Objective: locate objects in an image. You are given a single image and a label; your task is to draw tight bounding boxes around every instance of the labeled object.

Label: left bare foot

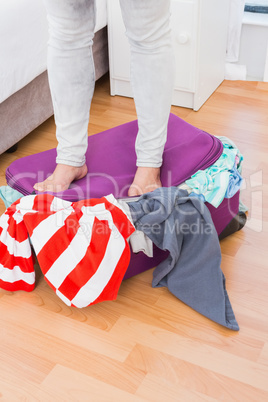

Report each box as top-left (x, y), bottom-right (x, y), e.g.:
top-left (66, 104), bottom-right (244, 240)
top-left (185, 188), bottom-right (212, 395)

top-left (33, 163), bottom-right (88, 193)
top-left (128, 166), bottom-right (162, 197)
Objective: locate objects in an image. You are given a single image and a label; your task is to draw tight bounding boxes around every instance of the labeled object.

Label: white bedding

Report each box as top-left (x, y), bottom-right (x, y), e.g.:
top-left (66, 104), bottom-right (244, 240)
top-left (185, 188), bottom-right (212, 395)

top-left (0, 0), bottom-right (107, 104)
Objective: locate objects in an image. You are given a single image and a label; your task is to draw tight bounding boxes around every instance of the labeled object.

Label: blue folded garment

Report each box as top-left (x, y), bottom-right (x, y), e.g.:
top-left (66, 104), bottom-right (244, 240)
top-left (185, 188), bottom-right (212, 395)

top-left (225, 163), bottom-right (243, 199)
top-left (0, 186), bottom-right (24, 208)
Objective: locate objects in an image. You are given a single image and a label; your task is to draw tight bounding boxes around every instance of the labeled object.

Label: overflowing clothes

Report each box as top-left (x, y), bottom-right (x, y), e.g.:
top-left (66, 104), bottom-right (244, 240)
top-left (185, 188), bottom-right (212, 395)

top-left (0, 188), bottom-right (240, 329)
top-left (0, 193), bottom-right (135, 307)
top-left (185, 144), bottom-right (241, 208)
top-left (128, 187), bottom-right (239, 331)
top-left (185, 136), bottom-right (247, 211)
top-left (216, 136), bottom-right (248, 213)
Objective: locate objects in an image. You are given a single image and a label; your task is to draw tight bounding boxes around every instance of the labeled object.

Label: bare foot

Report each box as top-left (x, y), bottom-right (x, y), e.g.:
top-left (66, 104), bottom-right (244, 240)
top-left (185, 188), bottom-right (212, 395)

top-left (33, 163), bottom-right (88, 193)
top-left (128, 166), bottom-right (162, 197)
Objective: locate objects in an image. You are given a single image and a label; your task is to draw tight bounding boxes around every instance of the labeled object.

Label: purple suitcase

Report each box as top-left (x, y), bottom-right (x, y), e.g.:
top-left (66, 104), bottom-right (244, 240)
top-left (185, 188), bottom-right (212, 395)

top-left (6, 113), bottom-right (241, 279)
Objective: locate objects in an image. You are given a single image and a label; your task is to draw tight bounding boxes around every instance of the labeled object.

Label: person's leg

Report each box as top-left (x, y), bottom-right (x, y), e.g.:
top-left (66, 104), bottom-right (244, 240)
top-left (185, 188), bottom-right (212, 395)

top-left (34, 0), bottom-right (96, 192)
top-left (119, 0), bottom-right (175, 196)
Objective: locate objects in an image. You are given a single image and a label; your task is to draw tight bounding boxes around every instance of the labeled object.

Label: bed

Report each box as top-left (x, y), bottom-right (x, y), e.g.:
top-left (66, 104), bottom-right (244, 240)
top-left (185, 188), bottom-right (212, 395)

top-left (0, 0), bottom-right (109, 155)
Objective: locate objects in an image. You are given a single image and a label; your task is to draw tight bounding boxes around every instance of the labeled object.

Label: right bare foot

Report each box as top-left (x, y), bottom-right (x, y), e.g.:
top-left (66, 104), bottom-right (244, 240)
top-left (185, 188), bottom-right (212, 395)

top-left (128, 166), bottom-right (162, 197)
top-left (33, 163), bottom-right (88, 193)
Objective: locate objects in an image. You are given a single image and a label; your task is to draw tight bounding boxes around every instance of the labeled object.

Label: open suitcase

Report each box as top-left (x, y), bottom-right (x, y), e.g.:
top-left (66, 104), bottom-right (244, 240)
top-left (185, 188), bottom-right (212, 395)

top-left (6, 113), bottom-right (246, 280)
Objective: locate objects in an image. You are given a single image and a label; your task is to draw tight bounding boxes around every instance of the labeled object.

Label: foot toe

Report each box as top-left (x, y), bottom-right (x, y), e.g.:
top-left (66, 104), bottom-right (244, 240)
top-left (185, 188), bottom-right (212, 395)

top-left (33, 183), bottom-right (43, 192)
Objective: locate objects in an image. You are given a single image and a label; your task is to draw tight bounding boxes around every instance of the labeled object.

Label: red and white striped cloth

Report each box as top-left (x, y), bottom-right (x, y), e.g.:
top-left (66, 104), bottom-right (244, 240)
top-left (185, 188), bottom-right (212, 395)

top-left (0, 193), bottom-right (135, 307)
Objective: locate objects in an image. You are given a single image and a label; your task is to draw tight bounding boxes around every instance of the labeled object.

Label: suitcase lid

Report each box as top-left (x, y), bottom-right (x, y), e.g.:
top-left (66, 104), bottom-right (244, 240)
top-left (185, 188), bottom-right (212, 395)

top-left (6, 113), bottom-right (223, 201)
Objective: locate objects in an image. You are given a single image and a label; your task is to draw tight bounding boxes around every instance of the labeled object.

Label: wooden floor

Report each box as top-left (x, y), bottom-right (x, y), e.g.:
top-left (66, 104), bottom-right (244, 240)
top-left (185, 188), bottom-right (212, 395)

top-left (0, 76), bottom-right (268, 401)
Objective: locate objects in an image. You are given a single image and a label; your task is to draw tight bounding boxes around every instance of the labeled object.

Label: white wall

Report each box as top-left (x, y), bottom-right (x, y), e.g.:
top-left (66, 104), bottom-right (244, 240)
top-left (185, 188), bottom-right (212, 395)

top-left (238, 12), bottom-right (268, 80)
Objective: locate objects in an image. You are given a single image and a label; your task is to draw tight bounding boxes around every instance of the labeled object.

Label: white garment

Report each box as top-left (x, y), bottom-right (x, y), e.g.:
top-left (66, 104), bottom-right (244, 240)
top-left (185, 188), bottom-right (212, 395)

top-left (177, 182), bottom-right (191, 193)
top-left (129, 230), bottom-right (154, 258)
top-left (43, 0), bottom-right (175, 168)
top-left (117, 199), bottom-right (153, 258)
